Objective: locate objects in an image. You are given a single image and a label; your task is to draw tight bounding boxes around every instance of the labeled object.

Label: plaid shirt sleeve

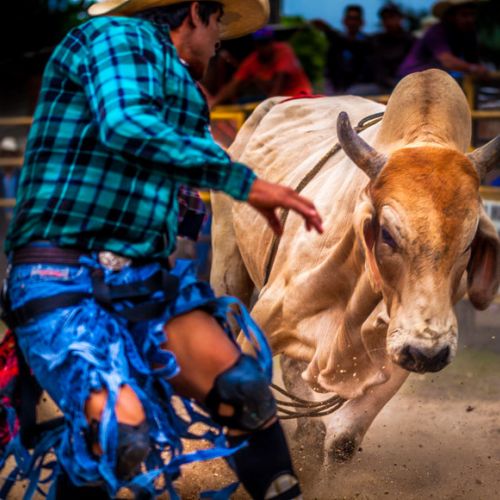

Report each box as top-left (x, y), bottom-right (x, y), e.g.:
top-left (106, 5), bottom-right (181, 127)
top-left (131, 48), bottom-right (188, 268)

top-left (78, 23), bottom-right (255, 201)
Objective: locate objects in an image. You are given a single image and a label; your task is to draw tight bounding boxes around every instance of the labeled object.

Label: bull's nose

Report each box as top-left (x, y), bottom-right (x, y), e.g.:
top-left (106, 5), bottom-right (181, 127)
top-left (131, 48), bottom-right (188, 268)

top-left (398, 345), bottom-right (450, 373)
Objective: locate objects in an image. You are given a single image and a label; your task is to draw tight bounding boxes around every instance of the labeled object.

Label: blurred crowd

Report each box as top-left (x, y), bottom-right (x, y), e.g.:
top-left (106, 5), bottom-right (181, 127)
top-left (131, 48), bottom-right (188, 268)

top-left (1, 0), bottom-right (499, 210)
top-left (0, 0), bottom-right (498, 279)
top-left (201, 0), bottom-right (496, 105)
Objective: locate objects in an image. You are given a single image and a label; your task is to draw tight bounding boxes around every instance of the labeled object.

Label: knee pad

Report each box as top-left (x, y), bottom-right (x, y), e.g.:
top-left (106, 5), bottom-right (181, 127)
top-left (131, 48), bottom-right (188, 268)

top-left (85, 419), bottom-right (151, 480)
top-left (116, 421), bottom-right (151, 481)
top-left (204, 354), bottom-right (276, 431)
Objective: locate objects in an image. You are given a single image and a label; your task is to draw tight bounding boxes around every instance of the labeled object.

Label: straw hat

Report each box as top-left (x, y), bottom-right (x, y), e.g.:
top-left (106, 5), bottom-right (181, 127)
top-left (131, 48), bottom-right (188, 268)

top-left (432, 0), bottom-right (486, 19)
top-left (88, 0), bottom-right (270, 39)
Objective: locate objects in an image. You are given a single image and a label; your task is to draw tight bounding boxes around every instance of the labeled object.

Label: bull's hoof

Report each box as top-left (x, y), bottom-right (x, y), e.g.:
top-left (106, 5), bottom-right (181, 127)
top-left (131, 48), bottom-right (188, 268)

top-left (327, 434), bottom-right (360, 463)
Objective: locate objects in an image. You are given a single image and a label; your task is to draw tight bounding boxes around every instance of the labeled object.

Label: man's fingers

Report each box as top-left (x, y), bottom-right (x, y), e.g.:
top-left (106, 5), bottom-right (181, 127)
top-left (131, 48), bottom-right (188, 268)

top-left (281, 190), bottom-right (317, 216)
top-left (280, 192), bottom-right (323, 234)
top-left (248, 180), bottom-right (323, 234)
top-left (263, 209), bottom-right (283, 236)
top-left (308, 215), bottom-right (324, 234)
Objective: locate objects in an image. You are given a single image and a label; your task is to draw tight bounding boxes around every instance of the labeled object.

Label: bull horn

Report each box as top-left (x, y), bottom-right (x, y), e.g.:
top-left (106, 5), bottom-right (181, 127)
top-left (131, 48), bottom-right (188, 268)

top-left (467, 135), bottom-right (500, 181)
top-left (337, 111), bottom-right (387, 179)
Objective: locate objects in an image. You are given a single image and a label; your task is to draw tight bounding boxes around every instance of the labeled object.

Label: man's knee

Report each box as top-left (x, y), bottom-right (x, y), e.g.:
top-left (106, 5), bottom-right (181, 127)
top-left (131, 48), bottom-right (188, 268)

top-left (204, 354), bottom-right (276, 431)
top-left (85, 385), bottom-right (145, 426)
top-left (85, 385), bottom-right (150, 480)
top-left (116, 421), bottom-right (150, 480)
top-left (115, 385), bottom-right (146, 425)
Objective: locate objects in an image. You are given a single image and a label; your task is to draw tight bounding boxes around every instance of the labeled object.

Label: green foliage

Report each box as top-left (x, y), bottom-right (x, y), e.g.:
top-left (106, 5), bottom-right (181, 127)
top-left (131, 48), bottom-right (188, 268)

top-left (477, 2), bottom-right (500, 63)
top-left (44, 0), bottom-right (90, 36)
top-left (1, 0), bottom-right (90, 63)
top-left (281, 16), bottom-right (329, 90)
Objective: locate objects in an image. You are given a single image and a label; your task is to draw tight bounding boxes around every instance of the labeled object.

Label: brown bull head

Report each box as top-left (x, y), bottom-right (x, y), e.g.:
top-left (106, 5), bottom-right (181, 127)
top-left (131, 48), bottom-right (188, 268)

top-left (338, 112), bottom-right (500, 374)
top-left (338, 111), bottom-right (500, 181)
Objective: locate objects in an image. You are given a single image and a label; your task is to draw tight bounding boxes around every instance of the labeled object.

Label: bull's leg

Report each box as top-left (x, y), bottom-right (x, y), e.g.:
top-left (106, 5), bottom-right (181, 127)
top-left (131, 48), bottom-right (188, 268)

top-left (323, 365), bottom-right (409, 463)
top-left (279, 356), bottom-right (326, 464)
top-left (210, 193), bottom-right (255, 307)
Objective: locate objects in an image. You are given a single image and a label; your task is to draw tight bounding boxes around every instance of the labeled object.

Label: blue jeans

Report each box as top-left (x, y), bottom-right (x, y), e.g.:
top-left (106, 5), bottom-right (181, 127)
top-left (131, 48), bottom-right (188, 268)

top-left (6, 253), bottom-right (272, 497)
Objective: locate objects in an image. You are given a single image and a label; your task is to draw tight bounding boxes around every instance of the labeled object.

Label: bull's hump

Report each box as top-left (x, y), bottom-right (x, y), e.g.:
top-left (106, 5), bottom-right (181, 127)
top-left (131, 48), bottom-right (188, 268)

top-left (238, 95), bottom-right (384, 184)
top-left (377, 70), bottom-right (471, 152)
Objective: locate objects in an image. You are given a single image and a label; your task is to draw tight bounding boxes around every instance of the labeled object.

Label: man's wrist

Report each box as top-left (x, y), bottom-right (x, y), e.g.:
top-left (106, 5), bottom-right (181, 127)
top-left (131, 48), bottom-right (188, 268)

top-left (222, 162), bottom-right (257, 201)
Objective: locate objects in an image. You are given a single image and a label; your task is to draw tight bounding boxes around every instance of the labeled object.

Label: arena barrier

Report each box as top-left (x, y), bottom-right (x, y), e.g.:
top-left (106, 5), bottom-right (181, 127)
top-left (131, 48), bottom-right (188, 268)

top-left (1, 88), bottom-right (499, 273)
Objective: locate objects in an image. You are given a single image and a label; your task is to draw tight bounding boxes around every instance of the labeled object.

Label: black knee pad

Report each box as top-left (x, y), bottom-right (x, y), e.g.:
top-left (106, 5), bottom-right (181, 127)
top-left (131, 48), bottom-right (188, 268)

top-left (116, 421), bottom-right (151, 481)
top-left (85, 419), bottom-right (150, 481)
top-left (204, 354), bottom-right (277, 431)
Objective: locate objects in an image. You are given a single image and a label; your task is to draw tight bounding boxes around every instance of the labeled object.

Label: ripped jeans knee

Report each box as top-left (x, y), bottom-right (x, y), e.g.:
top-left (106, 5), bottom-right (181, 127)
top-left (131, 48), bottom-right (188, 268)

top-left (86, 419), bottom-right (151, 481)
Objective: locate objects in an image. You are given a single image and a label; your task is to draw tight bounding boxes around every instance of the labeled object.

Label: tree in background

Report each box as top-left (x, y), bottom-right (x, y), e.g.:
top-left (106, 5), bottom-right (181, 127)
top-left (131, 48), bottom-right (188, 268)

top-left (281, 16), bottom-right (329, 92)
top-left (0, 1), bottom-right (90, 114)
top-left (477, 1), bottom-right (500, 67)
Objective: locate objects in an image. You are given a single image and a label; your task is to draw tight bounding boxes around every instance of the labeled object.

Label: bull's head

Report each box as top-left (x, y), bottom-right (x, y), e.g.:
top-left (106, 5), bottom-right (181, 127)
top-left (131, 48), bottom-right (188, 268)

top-left (338, 112), bottom-right (500, 374)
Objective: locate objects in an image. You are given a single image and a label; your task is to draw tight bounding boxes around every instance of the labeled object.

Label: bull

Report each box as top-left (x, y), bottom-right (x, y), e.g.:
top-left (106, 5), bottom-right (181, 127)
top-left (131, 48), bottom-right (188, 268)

top-left (210, 69), bottom-right (500, 463)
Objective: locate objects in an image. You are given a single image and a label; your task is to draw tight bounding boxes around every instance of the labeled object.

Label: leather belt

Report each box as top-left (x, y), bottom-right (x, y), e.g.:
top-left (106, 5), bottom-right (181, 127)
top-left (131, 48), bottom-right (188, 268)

top-left (11, 245), bottom-right (158, 271)
top-left (12, 246), bottom-right (87, 266)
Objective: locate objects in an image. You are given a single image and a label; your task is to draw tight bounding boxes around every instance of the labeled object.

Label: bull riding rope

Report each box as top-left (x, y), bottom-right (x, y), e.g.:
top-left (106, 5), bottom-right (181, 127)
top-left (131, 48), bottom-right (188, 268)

top-left (264, 111), bottom-right (385, 419)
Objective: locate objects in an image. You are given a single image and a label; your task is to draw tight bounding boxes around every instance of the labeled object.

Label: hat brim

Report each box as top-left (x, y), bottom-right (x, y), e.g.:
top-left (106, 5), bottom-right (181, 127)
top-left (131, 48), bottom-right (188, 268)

top-left (88, 0), bottom-right (270, 40)
top-left (432, 0), bottom-right (486, 18)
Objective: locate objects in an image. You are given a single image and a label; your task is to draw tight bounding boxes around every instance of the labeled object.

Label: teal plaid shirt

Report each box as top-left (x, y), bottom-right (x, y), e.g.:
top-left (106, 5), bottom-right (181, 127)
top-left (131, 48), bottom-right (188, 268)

top-left (6, 16), bottom-right (256, 258)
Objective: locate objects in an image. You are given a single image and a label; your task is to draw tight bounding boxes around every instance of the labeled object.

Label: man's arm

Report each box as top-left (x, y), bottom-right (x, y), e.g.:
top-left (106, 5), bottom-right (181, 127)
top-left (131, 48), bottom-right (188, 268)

top-left (436, 51), bottom-right (488, 75)
top-left (80, 23), bottom-right (323, 234)
top-left (210, 78), bottom-right (242, 107)
top-left (80, 24), bottom-right (253, 200)
top-left (211, 52), bottom-right (257, 106)
top-left (268, 72), bottom-right (288, 97)
top-left (425, 24), bottom-right (488, 76)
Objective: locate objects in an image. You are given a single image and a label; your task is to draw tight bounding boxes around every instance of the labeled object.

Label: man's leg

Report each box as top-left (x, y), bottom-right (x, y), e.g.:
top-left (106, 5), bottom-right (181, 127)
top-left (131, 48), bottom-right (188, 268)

top-left (85, 385), bottom-right (150, 478)
top-left (164, 310), bottom-right (302, 500)
top-left (55, 385), bottom-right (150, 499)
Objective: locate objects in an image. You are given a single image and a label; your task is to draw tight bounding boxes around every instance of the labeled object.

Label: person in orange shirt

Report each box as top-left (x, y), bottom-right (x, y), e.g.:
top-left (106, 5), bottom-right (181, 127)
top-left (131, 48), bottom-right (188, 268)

top-left (211, 27), bottom-right (312, 105)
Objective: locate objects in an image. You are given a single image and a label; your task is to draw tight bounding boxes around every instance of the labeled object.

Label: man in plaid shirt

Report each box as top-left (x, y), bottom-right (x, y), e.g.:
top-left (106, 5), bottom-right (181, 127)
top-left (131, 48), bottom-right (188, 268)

top-left (3, 1), bottom-right (323, 498)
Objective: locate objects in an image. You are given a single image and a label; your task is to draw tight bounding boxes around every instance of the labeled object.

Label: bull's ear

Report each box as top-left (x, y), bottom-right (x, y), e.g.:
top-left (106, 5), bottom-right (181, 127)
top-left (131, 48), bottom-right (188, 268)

top-left (354, 192), bottom-right (382, 292)
top-left (467, 205), bottom-right (500, 310)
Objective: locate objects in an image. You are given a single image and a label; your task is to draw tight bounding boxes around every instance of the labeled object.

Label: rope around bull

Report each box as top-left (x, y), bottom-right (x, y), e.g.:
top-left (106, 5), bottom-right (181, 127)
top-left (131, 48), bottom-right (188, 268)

top-left (271, 383), bottom-right (346, 419)
top-left (265, 111), bottom-right (385, 419)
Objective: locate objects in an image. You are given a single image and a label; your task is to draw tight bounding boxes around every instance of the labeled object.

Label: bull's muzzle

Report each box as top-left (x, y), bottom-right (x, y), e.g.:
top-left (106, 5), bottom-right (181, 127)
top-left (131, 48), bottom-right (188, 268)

top-left (396, 344), bottom-right (450, 373)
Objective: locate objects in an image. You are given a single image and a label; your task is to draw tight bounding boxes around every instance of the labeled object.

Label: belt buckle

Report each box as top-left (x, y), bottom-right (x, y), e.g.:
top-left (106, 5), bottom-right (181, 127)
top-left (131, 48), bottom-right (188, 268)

top-left (98, 251), bottom-right (132, 271)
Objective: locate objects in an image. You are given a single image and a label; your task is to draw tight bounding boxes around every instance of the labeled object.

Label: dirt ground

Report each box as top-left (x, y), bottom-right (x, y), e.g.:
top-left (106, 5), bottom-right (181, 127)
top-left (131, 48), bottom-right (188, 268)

top-left (179, 346), bottom-right (500, 500)
top-left (3, 306), bottom-right (500, 499)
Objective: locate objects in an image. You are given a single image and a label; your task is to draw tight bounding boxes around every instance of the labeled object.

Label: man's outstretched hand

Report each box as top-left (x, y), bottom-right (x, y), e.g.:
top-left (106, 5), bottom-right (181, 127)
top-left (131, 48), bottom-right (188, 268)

top-left (247, 178), bottom-right (324, 236)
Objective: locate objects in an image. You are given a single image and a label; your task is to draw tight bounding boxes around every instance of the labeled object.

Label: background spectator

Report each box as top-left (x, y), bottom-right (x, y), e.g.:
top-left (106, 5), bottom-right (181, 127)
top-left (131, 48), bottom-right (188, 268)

top-left (211, 27), bottom-right (312, 106)
top-left (399, 0), bottom-right (489, 78)
top-left (369, 3), bottom-right (415, 92)
top-left (202, 35), bottom-right (254, 96)
top-left (325, 5), bottom-right (372, 93)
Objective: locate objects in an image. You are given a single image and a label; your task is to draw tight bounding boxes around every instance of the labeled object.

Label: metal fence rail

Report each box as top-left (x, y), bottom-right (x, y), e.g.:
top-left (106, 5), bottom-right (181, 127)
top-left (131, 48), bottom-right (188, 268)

top-left (1, 80), bottom-right (500, 209)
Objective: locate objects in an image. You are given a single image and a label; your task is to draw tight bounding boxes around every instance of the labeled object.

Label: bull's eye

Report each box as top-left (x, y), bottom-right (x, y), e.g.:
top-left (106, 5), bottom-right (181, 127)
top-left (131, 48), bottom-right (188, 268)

top-left (381, 227), bottom-right (398, 250)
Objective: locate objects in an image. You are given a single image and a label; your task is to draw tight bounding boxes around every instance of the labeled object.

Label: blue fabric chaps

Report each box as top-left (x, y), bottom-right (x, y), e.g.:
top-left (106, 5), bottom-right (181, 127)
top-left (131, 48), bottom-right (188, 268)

top-left (1, 256), bottom-right (272, 499)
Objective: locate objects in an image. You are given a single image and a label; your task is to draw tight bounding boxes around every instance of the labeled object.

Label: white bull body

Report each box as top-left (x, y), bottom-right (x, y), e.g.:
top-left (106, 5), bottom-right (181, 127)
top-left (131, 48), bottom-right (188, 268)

top-left (210, 70), bottom-right (500, 461)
